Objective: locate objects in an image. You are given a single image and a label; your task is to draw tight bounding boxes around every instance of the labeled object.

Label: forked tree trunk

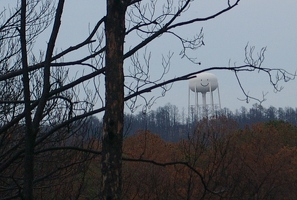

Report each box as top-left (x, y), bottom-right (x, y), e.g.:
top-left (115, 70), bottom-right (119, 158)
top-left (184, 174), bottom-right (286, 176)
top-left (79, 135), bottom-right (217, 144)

top-left (21, 1), bottom-right (65, 198)
top-left (20, 1), bottom-right (35, 199)
top-left (101, 0), bottom-right (126, 199)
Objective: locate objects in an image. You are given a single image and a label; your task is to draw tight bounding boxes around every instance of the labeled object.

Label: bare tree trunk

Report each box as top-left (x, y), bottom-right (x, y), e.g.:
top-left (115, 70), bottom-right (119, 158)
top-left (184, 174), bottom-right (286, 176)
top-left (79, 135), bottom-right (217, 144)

top-left (20, 0), bottom-right (35, 199)
top-left (101, 0), bottom-right (126, 199)
top-left (21, 1), bottom-right (65, 198)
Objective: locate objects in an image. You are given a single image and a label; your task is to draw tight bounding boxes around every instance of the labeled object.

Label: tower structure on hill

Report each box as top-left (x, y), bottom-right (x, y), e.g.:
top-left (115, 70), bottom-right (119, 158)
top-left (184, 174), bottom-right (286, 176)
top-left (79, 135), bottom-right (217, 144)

top-left (188, 72), bottom-right (221, 121)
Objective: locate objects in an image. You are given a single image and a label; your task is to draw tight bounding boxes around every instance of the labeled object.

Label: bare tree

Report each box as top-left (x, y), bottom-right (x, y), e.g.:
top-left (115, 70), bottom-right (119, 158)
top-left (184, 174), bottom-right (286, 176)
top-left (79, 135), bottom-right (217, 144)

top-left (0, 0), bottom-right (101, 198)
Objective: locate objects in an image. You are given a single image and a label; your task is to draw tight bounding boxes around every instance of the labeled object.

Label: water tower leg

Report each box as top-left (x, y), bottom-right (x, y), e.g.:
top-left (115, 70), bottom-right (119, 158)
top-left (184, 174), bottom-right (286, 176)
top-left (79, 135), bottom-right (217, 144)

top-left (188, 88), bottom-right (190, 123)
top-left (202, 92), bottom-right (207, 118)
top-left (217, 86), bottom-right (221, 110)
top-left (196, 91), bottom-right (199, 120)
top-left (211, 91), bottom-right (215, 115)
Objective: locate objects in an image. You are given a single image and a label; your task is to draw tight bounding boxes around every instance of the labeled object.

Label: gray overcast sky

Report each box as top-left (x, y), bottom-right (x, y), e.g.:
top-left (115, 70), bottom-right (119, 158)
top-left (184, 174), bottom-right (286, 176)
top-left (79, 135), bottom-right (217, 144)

top-left (2, 0), bottom-right (297, 113)
top-left (141, 0), bottom-right (297, 112)
top-left (154, 0), bottom-right (297, 112)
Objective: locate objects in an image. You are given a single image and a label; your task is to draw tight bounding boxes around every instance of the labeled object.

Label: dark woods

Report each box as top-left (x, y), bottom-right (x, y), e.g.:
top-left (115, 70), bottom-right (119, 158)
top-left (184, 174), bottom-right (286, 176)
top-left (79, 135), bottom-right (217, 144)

top-left (124, 103), bottom-right (297, 141)
top-left (1, 102), bottom-right (297, 199)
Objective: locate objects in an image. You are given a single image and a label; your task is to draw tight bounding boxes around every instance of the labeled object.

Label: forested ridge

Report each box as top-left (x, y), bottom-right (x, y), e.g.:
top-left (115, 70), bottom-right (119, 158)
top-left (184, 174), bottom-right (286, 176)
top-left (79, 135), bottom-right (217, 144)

top-left (120, 119), bottom-right (297, 199)
top-left (2, 104), bottom-right (297, 198)
top-left (121, 105), bottom-right (297, 199)
top-left (123, 103), bottom-right (297, 141)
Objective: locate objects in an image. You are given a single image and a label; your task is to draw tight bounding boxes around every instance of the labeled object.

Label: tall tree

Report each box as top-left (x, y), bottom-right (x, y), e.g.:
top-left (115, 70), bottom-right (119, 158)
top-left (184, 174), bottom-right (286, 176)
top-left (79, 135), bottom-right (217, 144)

top-left (101, 0), bottom-right (126, 198)
top-left (21, 0), bottom-right (65, 198)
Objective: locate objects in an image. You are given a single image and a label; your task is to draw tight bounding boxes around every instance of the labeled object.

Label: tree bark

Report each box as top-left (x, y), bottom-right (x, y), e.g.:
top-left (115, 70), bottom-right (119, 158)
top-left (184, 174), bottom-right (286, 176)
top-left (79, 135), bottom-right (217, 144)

top-left (101, 0), bottom-right (126, 199)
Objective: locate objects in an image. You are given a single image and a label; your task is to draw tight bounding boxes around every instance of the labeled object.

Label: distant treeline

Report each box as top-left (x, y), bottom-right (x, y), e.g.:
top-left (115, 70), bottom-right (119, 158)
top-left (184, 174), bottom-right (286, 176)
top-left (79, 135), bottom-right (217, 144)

top-left (121, 103), bottom-right (297, 141)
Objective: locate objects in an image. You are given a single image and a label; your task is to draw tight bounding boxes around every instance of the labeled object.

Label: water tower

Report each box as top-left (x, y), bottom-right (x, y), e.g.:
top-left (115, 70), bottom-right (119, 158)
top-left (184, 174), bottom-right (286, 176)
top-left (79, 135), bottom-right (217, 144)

top-left (188, 72), bottom-right (221, 120)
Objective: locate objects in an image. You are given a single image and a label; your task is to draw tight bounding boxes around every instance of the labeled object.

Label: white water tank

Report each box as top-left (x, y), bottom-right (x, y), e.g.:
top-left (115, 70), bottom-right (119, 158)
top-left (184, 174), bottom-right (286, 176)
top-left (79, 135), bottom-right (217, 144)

top-left (189, 72), bottom-right (218, 93)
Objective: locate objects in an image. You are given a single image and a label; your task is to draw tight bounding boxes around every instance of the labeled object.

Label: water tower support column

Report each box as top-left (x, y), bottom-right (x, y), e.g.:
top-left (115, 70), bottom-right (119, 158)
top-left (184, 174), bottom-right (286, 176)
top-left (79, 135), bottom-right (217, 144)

top-left (202, 92), bottom-right (207, 118)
